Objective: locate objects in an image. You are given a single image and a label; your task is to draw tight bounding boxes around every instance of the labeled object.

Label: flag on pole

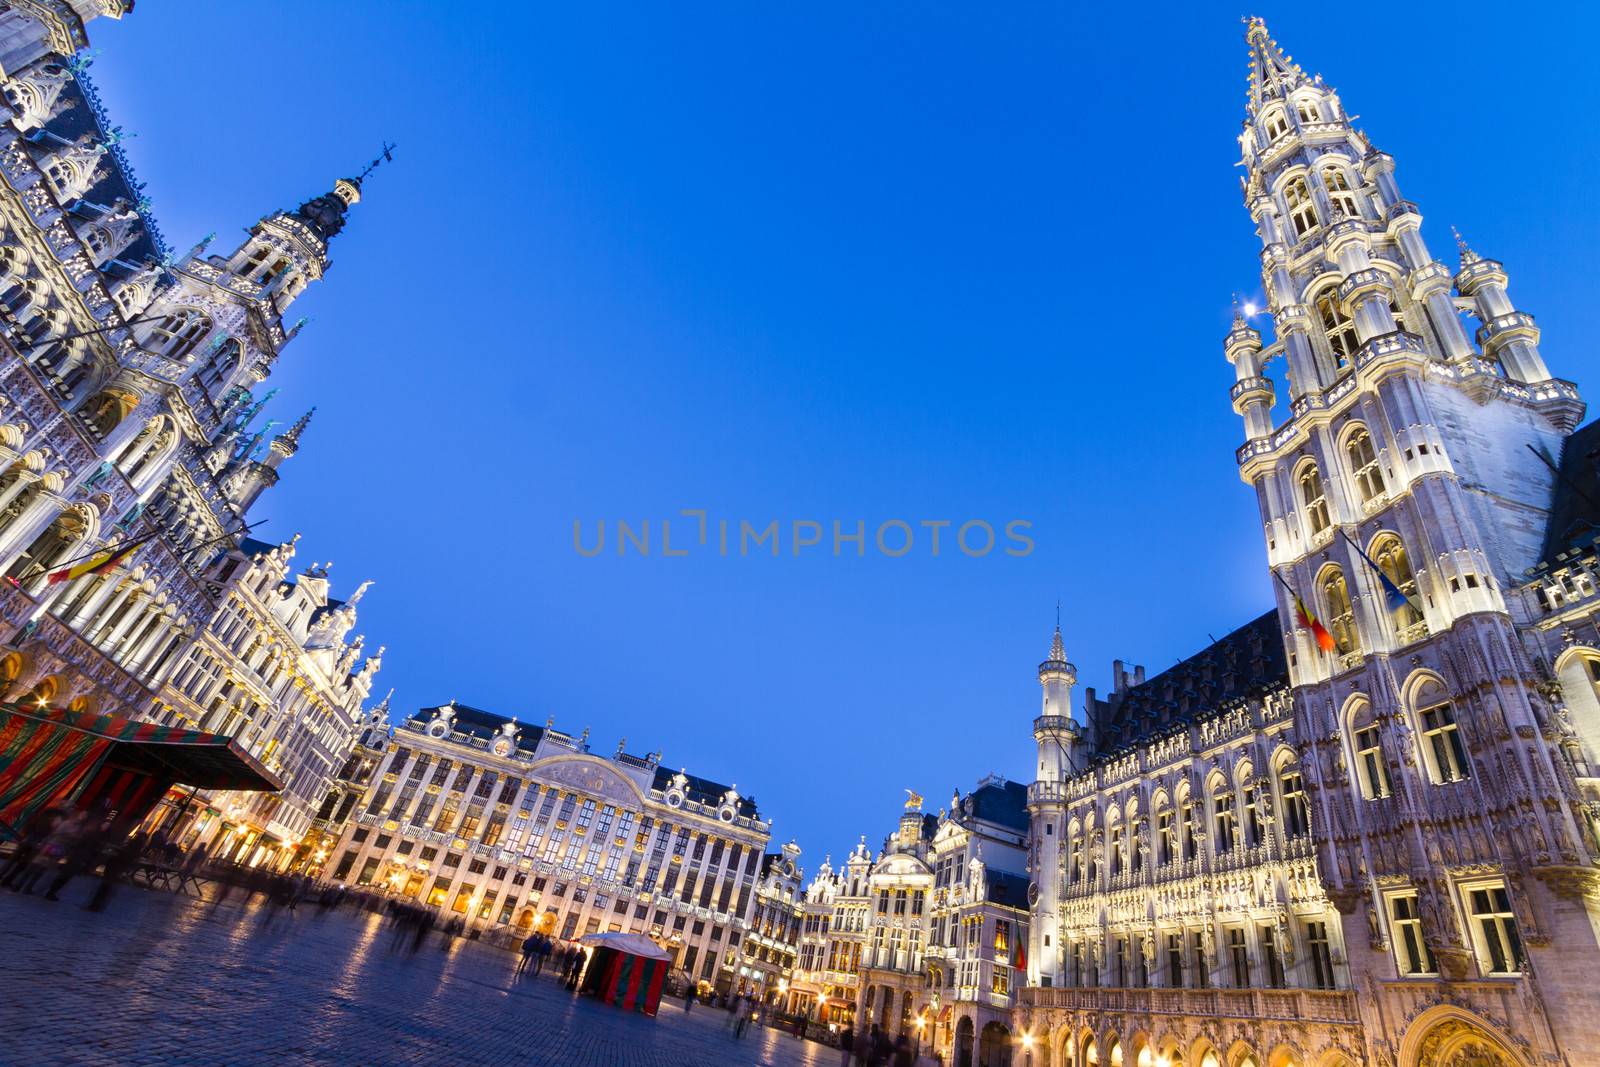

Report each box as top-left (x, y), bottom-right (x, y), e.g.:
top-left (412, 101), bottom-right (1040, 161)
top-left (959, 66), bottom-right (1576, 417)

top-left (44, 535), bottom-right (148, 585)
top-left (1013, 938), bottom-right (1027, 973)
top-left (1341, 531), bottom-right (1418, 614)
top-left (1273, 569), bottom-right (1336, 652)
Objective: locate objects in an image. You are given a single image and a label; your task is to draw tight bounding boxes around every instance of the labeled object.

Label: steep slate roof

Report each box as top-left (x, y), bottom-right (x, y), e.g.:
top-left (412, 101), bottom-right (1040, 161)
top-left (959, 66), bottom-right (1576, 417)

top-left (1534, 419), bottom-right (1600, 569)
top-left (20, 67), bottom-right (164, 269)
top-left (1086, 610), bottom-right (1288, 757)
top-left (652, 766), bottom-right (759, 818)
top-left (965, 779), bottom-right (1029, 833)
top-left (402, 703), bottom-right (759, 816)
top-left (983, 868), bottom-right (1030, 909)
top-left (408, 704), bottom-right (547, 754)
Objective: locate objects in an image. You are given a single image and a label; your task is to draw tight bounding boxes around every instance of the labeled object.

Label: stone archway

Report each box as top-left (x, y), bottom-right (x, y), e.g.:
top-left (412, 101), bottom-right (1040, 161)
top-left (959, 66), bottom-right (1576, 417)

top-left (535, 909), bottom-right (558, 935)
top-left (1404, 1010), bottom-right (1528, 1067)
top-left (979, 1021), bottom-right (1013, 1067)
top-left (955, 1016), bottom-right (976, 1067)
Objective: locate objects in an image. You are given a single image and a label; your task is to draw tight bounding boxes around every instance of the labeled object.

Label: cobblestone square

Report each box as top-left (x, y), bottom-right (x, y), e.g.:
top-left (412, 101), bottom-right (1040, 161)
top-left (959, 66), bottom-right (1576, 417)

top-left (0, 884), bottom-right (835, 1066)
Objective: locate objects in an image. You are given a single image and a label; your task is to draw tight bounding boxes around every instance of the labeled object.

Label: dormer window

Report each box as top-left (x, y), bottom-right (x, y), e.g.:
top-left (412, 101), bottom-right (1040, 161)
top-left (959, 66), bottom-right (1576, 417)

top-left (1264, 109), bottom-right (1290, 141)
top-left (1296, 100), bottom-right (1320, 123)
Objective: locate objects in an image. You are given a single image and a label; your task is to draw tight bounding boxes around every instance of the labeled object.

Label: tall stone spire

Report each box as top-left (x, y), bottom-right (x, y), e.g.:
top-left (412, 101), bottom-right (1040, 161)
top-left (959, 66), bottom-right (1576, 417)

top-left (1243, 16), bottom-right (1307, 114)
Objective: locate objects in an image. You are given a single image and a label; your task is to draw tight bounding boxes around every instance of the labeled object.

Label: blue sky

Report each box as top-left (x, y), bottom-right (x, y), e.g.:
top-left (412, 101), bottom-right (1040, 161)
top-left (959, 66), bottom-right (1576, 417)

top-left (87, 3), bottom-right (1600, 867)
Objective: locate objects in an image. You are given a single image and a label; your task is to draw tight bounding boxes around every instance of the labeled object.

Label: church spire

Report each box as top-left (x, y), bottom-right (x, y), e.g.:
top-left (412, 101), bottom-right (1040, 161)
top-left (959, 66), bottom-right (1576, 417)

top-left (1243, 17), bottom-right (1307, 113)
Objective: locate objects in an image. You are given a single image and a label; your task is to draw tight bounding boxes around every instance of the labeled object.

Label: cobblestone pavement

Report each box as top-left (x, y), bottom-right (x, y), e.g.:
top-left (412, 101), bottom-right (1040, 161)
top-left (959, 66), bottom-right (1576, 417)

top-left (0, 881), bottom-right (836, 1066)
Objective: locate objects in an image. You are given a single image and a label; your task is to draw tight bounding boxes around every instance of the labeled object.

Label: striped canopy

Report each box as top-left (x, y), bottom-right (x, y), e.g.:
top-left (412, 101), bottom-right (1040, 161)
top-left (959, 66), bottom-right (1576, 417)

top-left (0, 702), bottom-right (280, 835)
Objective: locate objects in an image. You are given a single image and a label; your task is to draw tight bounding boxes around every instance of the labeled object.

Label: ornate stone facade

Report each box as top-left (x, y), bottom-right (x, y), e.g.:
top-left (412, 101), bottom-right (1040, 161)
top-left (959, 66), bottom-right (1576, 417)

top-left (0, 6), bottom-right (385, 862)
top-left (790, 780), bottom-right (1032, 1064)
top-left (321, 702), bottom-right (778, 997)
top-left (1019, 20), bottom-right (1600, 1067)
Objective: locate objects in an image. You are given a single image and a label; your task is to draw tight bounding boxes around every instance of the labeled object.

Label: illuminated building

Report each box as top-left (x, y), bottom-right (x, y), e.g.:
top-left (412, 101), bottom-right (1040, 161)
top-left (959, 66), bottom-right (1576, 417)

top-left (0, 4), bottom-right (386, 867)
top-left (1019, 19), bottom-right (1600, 1067)
top-left (322, 702), bottom-right (774, 996)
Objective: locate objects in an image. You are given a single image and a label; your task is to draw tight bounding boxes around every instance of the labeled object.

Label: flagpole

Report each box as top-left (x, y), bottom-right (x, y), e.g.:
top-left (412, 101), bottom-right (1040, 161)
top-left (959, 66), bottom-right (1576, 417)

top-left (6, 519), bottom-right (268, 589)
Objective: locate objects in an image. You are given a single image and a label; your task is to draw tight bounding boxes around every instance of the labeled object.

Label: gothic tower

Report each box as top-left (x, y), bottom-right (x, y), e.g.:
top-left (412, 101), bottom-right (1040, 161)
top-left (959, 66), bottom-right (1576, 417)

top-left (1228, 18), bottom-right (1598, 1061)
top-left (1026, 621), bottom-right (1080, 988)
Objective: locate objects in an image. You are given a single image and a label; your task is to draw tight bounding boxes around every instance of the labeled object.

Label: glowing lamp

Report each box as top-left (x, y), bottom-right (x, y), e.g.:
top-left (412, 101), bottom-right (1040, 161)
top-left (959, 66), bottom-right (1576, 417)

top-left (1243, 302), bottom-right (1259, 317)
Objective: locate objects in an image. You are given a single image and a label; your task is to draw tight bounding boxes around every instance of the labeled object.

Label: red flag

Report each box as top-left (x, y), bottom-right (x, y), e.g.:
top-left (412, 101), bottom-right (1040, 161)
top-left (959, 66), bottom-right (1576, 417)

top-left (1293, 594), bottom-right (1338, 652)
top-left (1014, 939), bottom-right (1027, 973)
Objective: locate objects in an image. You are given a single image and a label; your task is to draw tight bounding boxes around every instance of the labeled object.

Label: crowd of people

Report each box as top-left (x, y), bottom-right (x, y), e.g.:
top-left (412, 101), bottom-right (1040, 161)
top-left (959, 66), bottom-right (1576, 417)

top-left (836, 1022), bottom-right (942, 1067)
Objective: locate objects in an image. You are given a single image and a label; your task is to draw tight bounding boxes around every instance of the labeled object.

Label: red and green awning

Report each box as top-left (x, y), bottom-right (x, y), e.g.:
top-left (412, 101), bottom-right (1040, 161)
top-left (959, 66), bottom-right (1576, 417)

top-left (0, 702), bottom-right (281, 835)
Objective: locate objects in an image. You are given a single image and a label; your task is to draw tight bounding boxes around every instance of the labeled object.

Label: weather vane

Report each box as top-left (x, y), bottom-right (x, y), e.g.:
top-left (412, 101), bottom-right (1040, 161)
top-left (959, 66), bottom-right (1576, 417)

top-left (356, 141), bottom-right (397, 182)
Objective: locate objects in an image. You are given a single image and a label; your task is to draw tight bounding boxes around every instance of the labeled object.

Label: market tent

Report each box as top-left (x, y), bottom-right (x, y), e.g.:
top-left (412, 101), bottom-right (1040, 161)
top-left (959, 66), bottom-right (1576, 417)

top-left (576, 931), bottom-right (671, 1016)
top-left (0, 702), bottom-right (280, 838)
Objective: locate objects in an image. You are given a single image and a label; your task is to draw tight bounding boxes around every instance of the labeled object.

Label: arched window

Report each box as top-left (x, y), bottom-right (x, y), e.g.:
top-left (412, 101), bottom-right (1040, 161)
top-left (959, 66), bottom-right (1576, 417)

top-left (1316, 288), bottom-right (1361, 369)
top-left (1347, 700), bottom-right (1390, 800)
top-left (1322, 166), bottom-right (1360, 218)
top-left (1413, 677), bottom-right (1470, 783)
top-left (1296, 99), bottom-right (1320, 123)
top-left (1319, 565), bottom-right (1358, 654)
top-left (1278, 762), bottom-right (1310, 837)
top-left (1241, 777), bottom-right (1263, 846)
top-left (1299, 462), bottom-right (1331, 538)
top-left (1345, 426), bottom-right (1385, 503)
top-left (1210, 780), bottom-right (1236, 853)
top-left (144, 310), bottom-right (210, 361)
top-left (1371, 533), bottom-right (1425, 638)
top-left (1284, 176), bottom-right (1317, 237)
top-left (196, 338), bottom-right (241, 397)
top-left (1154, 800), bottom-right (1176, 865)
top-left (1264, 109), bottom-right (1290, 141)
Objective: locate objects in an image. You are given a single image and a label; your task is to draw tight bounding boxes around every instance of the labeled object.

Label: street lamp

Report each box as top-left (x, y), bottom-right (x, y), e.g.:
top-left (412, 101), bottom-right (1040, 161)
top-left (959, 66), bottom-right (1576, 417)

top-left (1021, 1031), bottom-right (1035, 1067)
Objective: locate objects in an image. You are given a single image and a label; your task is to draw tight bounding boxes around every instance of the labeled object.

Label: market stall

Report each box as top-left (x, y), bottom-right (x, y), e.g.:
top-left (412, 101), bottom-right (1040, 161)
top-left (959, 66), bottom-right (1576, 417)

top-left (0, 702), bottom-right (280, 838)
top-left (576, 931), bottom-right (671, 1017)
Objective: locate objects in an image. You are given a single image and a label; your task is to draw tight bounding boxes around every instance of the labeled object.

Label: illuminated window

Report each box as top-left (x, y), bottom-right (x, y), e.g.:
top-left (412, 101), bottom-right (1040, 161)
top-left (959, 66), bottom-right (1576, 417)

top-left (1372, 534), bottom-right (1425, 636)
top-left (143, 310), bottom-right (210, 361)
top-left (1304, 919), bottom-right (1335, 988)
top-left (1389, 893), bottom-right (1435, 976)
top-left (1319, 566), bottom-right (1358, 654)
top-left (1211, 786), bottom-right (1236, 853)
top-left (1345, 427), bottom-right (1385, 502)
top-left (1420, 701), bottom-right (1470, 783)
top-left (1353, 722), bottom-right (1390, 799)
top-left (1279, 768), bottom-right (1310, 837)
top-left (1316, 290), bottom-right (1361, 369)
top-left (1322, 166), bottom-right (1359, 217)
top-left (1299, 463), bottom-right (1331, 538)
top-left (1466, 883), bottom-right (1523, 975)
top-left (1285, 176), bottom-right (1317, 237)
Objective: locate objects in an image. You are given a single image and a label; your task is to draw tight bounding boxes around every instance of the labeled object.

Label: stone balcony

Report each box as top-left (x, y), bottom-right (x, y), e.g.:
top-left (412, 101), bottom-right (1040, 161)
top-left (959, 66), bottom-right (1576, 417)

top-left (1018, 984), bottom-right (1360, 1026)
